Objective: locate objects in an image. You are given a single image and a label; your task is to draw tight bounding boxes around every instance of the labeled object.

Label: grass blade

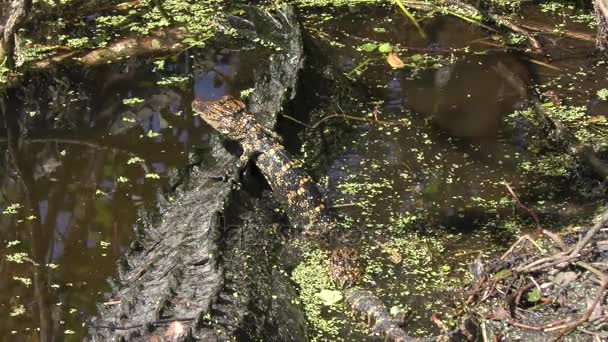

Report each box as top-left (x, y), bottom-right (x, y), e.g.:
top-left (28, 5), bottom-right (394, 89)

top-left (394, 0), bottom-right (428, 39)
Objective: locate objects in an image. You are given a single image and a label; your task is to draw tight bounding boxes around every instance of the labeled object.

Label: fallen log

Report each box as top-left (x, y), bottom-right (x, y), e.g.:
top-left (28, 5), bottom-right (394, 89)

top-left (88, 6), bottom-right (310, 341)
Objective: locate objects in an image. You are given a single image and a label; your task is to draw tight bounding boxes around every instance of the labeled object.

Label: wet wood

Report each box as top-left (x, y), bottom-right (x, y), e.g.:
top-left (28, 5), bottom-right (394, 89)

top-left (576, 144), bottom-right (608, 180)
top-left (0, 0), bottom-right (32, 67)
top-left (0, 27), bottom-right (188, 89)
top-left (35, 28), bottom-right (187, 68)
top-left (596, 0), bottom-right (608, 25)
top-left (444, 0), bottom-right (542, 51)
top-left (517, 22), bottom-right (595, 43)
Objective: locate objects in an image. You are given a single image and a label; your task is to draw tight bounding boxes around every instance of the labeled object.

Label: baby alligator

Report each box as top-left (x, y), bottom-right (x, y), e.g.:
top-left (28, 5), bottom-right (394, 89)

top-left (192, 96), bottom-right (333, 239)
top-left (192, 96), bottom-right (410, 340)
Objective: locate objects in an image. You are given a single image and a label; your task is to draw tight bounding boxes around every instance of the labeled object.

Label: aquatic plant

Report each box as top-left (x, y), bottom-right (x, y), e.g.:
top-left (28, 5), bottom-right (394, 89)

top-left (291, 249), bottom-right (342, 340)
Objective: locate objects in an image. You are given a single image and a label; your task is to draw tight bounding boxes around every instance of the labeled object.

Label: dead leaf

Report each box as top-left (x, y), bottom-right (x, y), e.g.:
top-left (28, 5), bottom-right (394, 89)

top-left (116, 0), bottom-right (140, 10)
top-left (431, 313), bottom-right (448, 331)
top-left (164, 321), bottom-right (188, 341)
top-left (387, 52), bottom-right (405, 69)
top-left (588, 115), bottom-right (607, 124)
top-left (554, 271), bottom-right (577, 288)
top-left (488, 306), bottom-right (511, 320)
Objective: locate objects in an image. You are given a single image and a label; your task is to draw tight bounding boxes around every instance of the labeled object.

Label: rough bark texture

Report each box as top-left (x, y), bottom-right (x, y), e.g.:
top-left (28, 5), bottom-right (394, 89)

top-left (87, 153), bottom-right (234, 341)
top-left (87, 6), bottom-right (309, 341)
top-left (87, 150), bottom-right (307, 341)
top-left (0, 0), bottom-right (31, 67)
top-left (596, 0), bottom-right (608, 49)
top-left (34, 28), bottom-right (188, 69)
top-left (223, 6), bottom-right (305, 129)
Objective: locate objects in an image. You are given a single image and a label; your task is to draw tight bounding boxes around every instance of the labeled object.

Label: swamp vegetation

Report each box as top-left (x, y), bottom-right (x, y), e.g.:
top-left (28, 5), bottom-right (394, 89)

top-left (1, 0), bottom-right (608, 341)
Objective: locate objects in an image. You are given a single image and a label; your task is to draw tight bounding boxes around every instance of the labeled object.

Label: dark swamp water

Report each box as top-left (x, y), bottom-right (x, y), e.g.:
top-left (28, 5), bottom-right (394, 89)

top-left (1, 4), bottom-right (607, 341)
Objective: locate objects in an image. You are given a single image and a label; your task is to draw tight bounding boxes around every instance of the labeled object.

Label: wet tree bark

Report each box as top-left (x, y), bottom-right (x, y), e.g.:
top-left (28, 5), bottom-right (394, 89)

top-left (595, 0), bottom-right (608, 49)
top-left (0, 0), bottom-right (31, 68)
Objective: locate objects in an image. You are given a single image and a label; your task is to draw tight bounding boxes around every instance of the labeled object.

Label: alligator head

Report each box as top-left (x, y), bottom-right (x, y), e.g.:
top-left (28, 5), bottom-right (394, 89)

top-left (192, 96), bottom-right (249, 140)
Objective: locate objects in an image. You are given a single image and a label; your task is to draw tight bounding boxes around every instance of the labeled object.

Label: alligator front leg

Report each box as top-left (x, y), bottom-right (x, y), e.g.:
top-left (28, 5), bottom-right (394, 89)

top-left (236, 152), bottom-right (251, 173)
top-left (207, 150), bottom-right (252, 186)
top-left (226, 146), bottom-right (260, 185)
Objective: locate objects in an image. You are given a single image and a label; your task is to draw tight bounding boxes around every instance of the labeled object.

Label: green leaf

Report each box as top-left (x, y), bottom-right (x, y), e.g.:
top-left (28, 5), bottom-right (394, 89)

top-left (597, 88), bottom-right (608, 101)
top-left (526, 288), bottom-right (541, 302)
top-left (390, 306), bottom-right (405, 317)
top-left (410, 54), bottom-right (423, 62)
top-left (316, 289), bottom-right (343, 306)
top-left (359, 43), bottom-right (378, 52)
top-left (493, 269), bottom-right (512, 280)
top-left (145, 173), bottom-right (160, 179)
top-left (146, 130), bottom-right (161, 138)
top-left (378, 43), bottom-right (393, 53)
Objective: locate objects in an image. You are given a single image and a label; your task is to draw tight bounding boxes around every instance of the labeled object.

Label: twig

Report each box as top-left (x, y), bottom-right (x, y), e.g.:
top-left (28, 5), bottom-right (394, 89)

top-left (0, 137), bottom-right (152, 173)
top-left (517, 22), bottom-right (596, 43)
top-left (517, 210), bottom-right (608, 273)
top-left (281, 112), bottom-right (407, 130)
top-left (514, 283), bottom-right (536, 308)
top-left (102, 300), bottom-right (121, 306)
top-left (528, 276), bottom-right (543, 297)
top-left (503, 181), bottom-right (568, 250)
top-left (571, 211), bottom-right (608, 258)
top-left (501, 234), bottom-right (546, 260)
top-left (525, 58), bottom-right (561, 71)
top-left (329, 202), bottom-right (360, 209)
top-left (551, 262), bottom-right (608, 340)
top-left (508, 320), bottom-right (543, 331)
top-left (517, 252), bottom-right (573, 273)
top-left (394, 0), bottom-right (427, 39)
top-left (280, 114), bottom-right (312, 128)
top-left (503, 181), bottom-right (543, 234)
top-left (90, 317), bottom-right (195, 331)
top-left (505, 318), bottom-right (568, 332)
top-left (444, 0), bottom-right (542, 51)
top-left (542, 229), bottom-right (567, 252)
top-left (480, 279), bottom-right (500, 302)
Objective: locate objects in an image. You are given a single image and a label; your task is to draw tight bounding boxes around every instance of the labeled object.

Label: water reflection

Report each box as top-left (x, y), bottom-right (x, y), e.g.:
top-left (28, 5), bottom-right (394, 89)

top-left (0, 49), bottom-right (252, 340)
top-left (399, 54), bottom-right (531, 140)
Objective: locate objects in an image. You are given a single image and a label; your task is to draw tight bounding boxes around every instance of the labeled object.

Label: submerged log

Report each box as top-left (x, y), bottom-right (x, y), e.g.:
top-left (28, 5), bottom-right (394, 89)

top-left (34, 28), bottom-right (188, 69)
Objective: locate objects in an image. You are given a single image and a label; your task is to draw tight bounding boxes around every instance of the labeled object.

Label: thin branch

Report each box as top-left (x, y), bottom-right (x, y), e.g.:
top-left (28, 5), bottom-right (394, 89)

top-left (571, 210), bottom-right (608, 257)
top-left (282, 111), bottom-right (407, 131)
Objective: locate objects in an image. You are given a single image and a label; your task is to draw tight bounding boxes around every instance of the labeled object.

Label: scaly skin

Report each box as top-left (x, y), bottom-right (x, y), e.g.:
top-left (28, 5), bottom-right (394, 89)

top-left (192, 96), bottom-right (334, 239)
top-left (192, 96), bottom-right (411, 340)
top-left (346, 289), bottom-right (412, 342)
